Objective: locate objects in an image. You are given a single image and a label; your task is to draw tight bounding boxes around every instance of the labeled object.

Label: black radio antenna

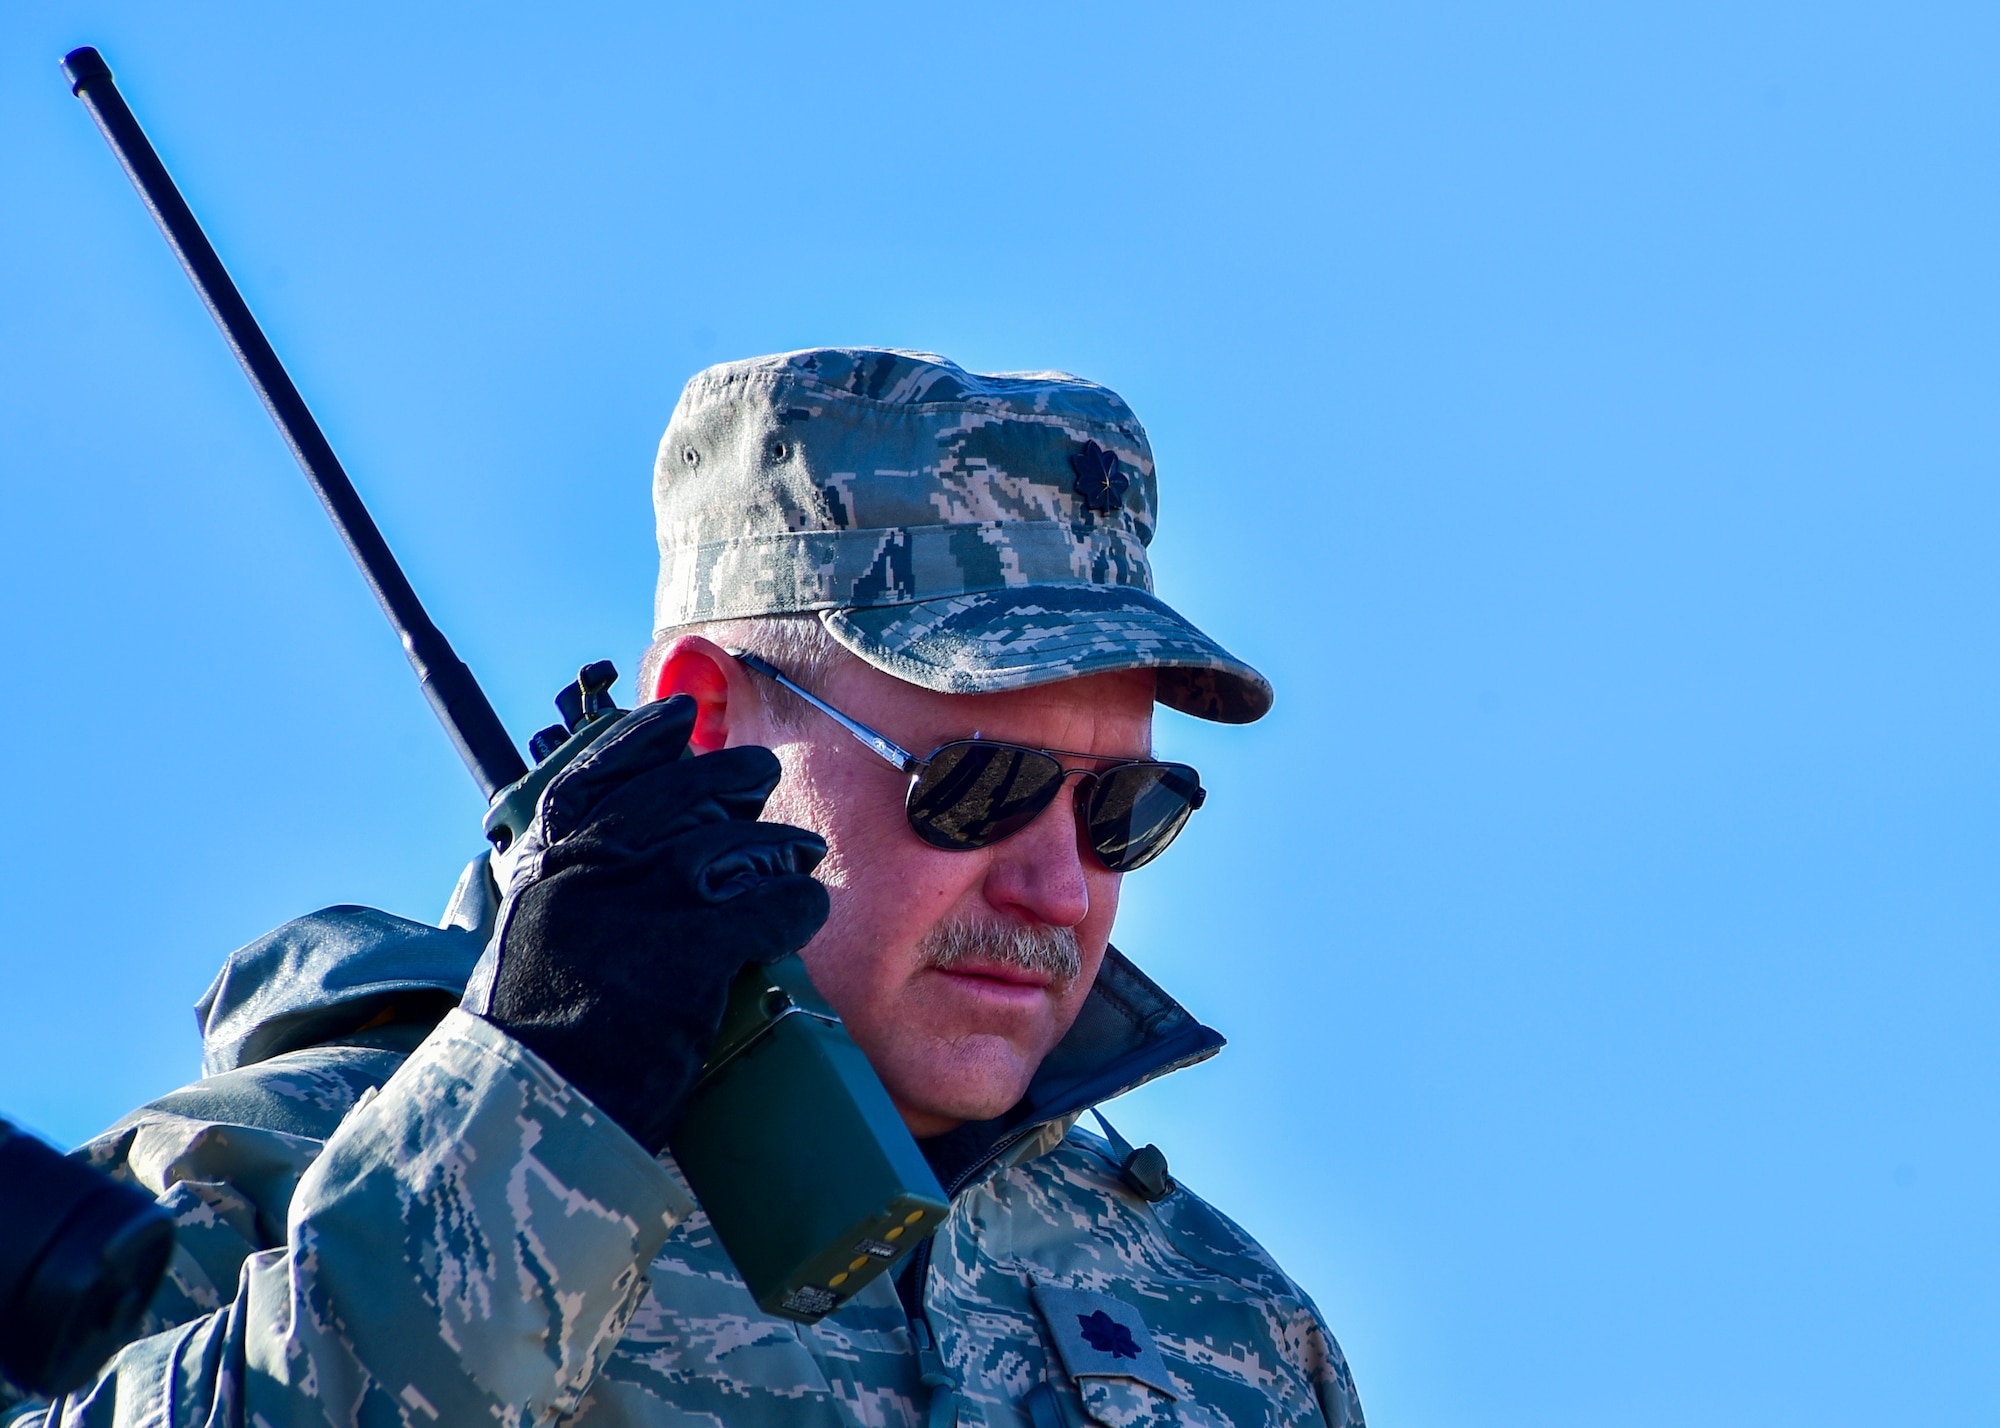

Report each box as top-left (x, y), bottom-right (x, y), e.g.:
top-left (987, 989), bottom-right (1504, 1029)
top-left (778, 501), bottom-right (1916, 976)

top-left (62, 46), bottom-right (528, 799)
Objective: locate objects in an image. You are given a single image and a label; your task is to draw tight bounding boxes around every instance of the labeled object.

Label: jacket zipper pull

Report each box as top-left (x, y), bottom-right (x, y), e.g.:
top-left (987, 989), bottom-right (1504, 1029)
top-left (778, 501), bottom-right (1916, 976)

top-left (1091, 1109), bottom-right (1175, 1202)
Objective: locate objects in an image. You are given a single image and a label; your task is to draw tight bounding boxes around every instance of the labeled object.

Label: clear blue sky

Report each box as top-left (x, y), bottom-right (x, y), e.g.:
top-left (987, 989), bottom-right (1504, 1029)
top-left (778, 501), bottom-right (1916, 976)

top-left (3, 4), bottom-right (1995, 1424)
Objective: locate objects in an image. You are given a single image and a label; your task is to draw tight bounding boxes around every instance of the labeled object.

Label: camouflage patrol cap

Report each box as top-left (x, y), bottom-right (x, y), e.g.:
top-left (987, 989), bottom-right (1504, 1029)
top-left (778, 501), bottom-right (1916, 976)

top-left (653, 348), bottom-right (1272, 723)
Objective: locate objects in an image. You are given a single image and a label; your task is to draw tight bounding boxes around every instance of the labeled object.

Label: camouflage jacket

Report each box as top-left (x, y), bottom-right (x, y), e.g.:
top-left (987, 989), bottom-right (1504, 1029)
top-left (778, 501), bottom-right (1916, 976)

top-left (10, 905), bottom-right (1364, 1428)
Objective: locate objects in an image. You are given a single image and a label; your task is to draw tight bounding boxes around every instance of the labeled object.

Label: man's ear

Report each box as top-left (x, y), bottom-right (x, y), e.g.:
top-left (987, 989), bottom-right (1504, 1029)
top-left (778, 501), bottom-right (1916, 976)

top-left (651, 636), bottom-right (756, 753)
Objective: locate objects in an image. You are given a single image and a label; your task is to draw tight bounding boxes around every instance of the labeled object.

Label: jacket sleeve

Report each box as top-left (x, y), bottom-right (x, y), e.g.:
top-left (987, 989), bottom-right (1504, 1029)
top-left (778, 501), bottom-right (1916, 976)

top-left (23, 1010), bottom-right (689, 1428)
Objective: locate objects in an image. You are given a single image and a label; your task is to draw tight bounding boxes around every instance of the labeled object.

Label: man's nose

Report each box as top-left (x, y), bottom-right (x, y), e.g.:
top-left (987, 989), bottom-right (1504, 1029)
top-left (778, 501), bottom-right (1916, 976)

top-left (980, 785), bottom-right (1093, 929)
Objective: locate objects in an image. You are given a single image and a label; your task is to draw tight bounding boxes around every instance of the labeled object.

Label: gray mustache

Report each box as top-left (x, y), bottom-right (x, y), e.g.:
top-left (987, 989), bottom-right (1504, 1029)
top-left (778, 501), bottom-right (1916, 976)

top-left (917, 919), bottom-right (1083, 987)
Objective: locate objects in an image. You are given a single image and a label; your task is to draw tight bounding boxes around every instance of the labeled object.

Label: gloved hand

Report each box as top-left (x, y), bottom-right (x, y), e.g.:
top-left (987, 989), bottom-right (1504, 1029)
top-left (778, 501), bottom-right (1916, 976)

top-left (467, 695), bottom-right (829, 1154)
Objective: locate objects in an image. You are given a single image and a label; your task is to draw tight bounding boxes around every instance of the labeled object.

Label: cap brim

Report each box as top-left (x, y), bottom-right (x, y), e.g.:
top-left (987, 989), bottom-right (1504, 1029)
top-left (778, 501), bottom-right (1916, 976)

top-left (822, 584), bottom-right (1273, 724)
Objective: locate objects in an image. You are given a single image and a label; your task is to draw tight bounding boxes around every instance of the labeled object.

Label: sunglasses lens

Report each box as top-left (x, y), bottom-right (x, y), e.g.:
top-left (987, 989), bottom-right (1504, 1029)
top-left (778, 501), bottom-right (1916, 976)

top-left (907, 742), bottom-right (1068, 851)
top-left (1086, 763), bottom-right (1204, 871)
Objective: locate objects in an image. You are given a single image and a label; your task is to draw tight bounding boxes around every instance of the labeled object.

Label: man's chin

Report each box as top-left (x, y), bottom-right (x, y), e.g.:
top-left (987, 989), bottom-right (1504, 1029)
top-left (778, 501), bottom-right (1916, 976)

top-left (883, 1040), bottom-right (1038, 1137)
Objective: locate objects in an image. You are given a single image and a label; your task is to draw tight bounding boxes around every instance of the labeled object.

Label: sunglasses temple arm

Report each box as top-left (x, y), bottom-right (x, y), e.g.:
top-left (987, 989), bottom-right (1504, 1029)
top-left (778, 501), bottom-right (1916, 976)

top-left (729, 651), bottom-right (923, 775)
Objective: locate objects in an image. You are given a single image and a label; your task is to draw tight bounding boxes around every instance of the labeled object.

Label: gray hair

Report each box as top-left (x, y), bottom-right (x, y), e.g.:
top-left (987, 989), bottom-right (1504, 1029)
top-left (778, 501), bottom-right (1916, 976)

top-left (916, 917), bottom-right (1083, 989)
top-left (636, 613), bottom-right (848, 730)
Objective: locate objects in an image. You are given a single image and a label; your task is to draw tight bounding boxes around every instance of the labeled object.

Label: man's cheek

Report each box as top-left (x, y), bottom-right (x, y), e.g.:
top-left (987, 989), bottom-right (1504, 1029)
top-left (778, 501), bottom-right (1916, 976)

top-left (1082, 873), bottom-right (1122, 942)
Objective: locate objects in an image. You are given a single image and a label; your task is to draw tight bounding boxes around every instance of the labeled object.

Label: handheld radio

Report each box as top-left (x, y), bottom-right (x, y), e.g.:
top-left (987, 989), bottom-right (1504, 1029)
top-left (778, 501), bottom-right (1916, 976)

top-left (63, 46), bottom-right (946, 1321)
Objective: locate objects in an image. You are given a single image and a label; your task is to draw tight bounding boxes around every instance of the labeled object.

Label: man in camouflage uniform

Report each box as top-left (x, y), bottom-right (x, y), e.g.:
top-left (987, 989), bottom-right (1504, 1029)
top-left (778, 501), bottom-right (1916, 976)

top-left (11, 350), bottom-right (1365, 1428)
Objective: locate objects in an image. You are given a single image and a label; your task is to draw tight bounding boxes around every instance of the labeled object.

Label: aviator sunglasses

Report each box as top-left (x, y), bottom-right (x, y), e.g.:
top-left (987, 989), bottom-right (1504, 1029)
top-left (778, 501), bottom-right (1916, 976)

top-left (732, 652), bottom-right (1206, 872)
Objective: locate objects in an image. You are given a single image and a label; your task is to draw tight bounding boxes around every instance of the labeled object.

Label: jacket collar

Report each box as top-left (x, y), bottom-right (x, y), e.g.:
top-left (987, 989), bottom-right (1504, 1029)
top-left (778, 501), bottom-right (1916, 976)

top-left (197, 906), bottom-right (485, 1076)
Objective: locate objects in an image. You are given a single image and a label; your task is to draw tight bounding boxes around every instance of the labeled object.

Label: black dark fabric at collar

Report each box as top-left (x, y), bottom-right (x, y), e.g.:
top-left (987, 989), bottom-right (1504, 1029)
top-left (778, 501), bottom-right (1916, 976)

top-left (916, 944), bottom-right (1225, 1197)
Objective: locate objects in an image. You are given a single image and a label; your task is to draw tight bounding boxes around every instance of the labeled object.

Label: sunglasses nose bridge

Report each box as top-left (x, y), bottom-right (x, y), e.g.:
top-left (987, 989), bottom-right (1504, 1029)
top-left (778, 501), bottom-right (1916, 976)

top-left (1055, 764), bottom-right (1100, 810)
top-left (1008, 764), bottom-right (1099, 842)
top-left (1059, 768), bottom-right (1110, 849)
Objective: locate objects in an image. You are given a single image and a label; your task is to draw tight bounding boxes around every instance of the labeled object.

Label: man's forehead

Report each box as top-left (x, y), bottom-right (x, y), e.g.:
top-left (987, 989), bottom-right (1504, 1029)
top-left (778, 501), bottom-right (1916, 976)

top-left (828, 659), bottom-right (1156, 753)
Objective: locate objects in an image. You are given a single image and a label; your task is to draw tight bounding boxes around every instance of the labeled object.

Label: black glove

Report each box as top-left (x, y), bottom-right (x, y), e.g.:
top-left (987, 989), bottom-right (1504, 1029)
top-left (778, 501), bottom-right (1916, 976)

top-left (470, 695), bottom-right (829, 1153)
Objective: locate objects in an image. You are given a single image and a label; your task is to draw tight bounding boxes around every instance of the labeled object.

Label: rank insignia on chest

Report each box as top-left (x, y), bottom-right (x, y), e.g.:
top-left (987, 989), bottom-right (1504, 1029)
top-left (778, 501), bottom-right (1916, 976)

top-left (1030, 1283), bottom-right (1180, 1399)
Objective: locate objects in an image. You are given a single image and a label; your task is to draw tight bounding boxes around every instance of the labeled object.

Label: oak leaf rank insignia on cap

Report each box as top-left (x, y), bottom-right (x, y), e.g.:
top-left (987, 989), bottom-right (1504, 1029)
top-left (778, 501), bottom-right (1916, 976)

top-left (1069, 439), bottom-right (1130, 514)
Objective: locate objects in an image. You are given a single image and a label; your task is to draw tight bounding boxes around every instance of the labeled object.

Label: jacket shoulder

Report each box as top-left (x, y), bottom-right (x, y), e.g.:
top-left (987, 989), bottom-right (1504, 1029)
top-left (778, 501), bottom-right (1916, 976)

top-left (1011, 1127), bottom-right (1325, 1306)
top-left (68, 1030), bottom-right (431, 1348)
top-left (97, 1029), bottom-right (426, 1151)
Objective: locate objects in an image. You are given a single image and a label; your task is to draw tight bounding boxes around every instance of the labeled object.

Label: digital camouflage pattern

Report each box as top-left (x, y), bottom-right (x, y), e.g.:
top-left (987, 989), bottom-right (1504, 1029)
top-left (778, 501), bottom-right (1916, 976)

top-left (653, 349), bottom-right (1273, 724)
top-left (5, 908), bottom-right (1363, 1428)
